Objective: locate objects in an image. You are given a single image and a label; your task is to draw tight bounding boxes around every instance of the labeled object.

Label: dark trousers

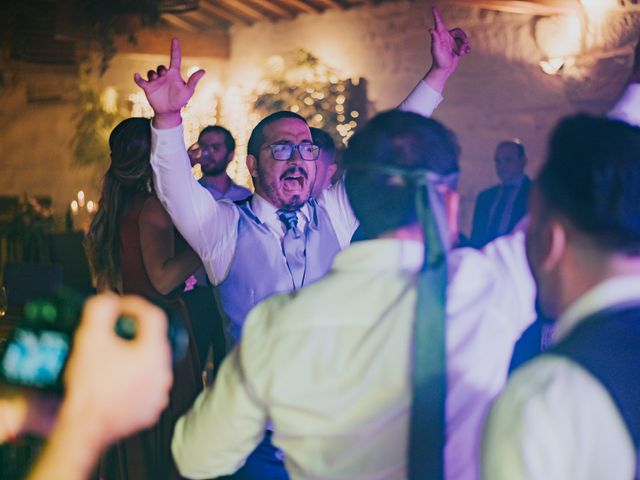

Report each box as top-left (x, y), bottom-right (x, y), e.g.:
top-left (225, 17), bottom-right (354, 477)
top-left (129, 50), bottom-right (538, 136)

top-left (219, 432), bottom-right (289, 480)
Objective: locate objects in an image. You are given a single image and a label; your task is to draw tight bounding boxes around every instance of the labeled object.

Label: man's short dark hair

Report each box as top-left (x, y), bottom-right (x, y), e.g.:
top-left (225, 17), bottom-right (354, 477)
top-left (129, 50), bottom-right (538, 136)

top-left (310, 127), bottom-right (336, 163)
top-left (538, 115), bottom-right (640, 255)
top-left (343, 110), bottom-right (460, 238)
top-left (198, 125), bottom-right (236, 153)
top-left (247, 111), bottom-right (308, 159)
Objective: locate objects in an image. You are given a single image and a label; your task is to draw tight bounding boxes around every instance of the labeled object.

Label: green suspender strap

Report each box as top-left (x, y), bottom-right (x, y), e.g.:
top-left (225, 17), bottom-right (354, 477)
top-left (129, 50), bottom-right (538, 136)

top-left (409, 174), bottom-right (448, 479)
top-left (350, 165), bottom-right (454, 479)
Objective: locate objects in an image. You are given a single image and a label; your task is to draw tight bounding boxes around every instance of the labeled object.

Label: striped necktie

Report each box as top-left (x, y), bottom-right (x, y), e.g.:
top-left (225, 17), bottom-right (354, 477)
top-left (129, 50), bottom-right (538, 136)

top-left (277, 210), bottom-right (306, 290)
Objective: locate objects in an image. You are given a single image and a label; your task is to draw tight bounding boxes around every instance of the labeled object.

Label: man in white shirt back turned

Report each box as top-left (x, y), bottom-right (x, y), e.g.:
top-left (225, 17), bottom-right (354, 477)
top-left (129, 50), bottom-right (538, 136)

top-left (171, 110), bottom-right (537, 480)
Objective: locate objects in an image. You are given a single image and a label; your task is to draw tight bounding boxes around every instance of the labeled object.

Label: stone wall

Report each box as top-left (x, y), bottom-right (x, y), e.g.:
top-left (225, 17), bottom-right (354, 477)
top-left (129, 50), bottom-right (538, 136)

top-left (0, 64), bottom-right (94, 222)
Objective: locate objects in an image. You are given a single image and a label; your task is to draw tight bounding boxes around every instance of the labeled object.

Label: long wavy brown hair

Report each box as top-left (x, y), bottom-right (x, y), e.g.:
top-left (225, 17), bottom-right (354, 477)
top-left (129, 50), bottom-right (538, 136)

top-left (85, 118), bottom-right (152, 290)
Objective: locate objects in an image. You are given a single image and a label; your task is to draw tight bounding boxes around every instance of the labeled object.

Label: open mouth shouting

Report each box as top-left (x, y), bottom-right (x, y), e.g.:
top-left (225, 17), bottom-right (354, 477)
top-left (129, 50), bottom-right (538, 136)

top-left (281, 166), bottom-right (308, 193)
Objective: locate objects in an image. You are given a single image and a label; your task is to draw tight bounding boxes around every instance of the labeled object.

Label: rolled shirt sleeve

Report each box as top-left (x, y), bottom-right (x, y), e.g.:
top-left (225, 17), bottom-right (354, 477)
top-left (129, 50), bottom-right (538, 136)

top-left (398, 80), bottom-right (444, 117)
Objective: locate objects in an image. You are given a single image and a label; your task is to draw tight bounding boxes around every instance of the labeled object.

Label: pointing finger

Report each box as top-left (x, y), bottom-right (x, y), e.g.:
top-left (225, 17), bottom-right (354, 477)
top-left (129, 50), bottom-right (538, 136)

top-left (432, 6), bottom-right (446, 33)
top-left (169, 38), bottom-right (181, 70)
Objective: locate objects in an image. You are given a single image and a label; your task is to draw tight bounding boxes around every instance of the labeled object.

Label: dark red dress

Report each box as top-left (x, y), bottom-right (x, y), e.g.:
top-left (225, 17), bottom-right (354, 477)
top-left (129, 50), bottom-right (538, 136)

top-left (96, 192), bottom-right (203, 480)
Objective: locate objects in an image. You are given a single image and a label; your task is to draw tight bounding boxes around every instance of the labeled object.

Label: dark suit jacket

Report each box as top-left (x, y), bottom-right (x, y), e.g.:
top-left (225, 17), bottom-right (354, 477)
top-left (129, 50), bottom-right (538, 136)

top-left (470, 176), bottom-right (531, 248)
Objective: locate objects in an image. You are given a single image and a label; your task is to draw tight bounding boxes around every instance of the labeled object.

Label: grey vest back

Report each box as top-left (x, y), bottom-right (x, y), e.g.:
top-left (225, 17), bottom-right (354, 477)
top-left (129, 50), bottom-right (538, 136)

top-left (549, 305), bottom-right (640, 479)
top-left (216, 197), bottom-right (341, 347)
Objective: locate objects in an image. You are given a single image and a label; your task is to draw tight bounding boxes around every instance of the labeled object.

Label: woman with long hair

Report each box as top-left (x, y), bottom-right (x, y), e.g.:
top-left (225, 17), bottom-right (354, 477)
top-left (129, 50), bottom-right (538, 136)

top-left (86, 117), bottom-right (203, 479)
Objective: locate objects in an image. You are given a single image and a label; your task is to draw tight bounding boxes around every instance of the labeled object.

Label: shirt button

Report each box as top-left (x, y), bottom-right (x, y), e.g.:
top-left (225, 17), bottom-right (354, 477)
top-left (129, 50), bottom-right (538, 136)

top-left (275, 450), bottom-right (285, 462)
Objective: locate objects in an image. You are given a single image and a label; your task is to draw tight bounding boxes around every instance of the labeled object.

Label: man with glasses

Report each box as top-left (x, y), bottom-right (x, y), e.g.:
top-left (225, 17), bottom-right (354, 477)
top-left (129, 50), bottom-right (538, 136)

top-left (135, 7), bottom-right (467, 477)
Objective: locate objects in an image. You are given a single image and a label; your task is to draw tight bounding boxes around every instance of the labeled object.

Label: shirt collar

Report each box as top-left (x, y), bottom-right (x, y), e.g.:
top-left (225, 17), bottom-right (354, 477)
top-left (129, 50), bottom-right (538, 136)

top-left (250, 193), bottom-right (310, 227)
top-left (554, 274), bottom-right (640, 343)
top-left (333, 239), bottom-right (424, 273)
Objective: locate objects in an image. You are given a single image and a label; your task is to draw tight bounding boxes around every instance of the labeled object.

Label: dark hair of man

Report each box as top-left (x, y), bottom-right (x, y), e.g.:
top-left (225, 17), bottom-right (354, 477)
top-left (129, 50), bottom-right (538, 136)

top-left (310, 127), bottom-right (336, 163)
top-left (343, 110), bottom-right (460, 238)
top-left (247, 111), bottom-right (308, 159)
top-left (85, 118), bottom-right (152, 289)
top-left (538, 115), bottom-right (640, 255)
top-left (497, 139), bottom-right (526, 159)
top-left (198, 125), bottom-right (236, 153)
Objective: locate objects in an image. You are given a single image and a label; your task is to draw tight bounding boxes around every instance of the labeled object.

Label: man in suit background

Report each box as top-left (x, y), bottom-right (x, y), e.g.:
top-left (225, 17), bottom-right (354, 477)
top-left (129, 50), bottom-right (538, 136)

top-left (470, 140), bottom-right (530, 248)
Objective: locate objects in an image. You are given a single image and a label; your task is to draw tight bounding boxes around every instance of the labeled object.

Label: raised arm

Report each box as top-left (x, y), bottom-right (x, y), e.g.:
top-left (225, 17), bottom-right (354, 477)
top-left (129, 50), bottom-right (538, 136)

top-left (325, 8), bottom-right (471, 241)
top-left (134, 39), bottom-right (239, 284)
top-left (400, 7), bottom-right (470, 116)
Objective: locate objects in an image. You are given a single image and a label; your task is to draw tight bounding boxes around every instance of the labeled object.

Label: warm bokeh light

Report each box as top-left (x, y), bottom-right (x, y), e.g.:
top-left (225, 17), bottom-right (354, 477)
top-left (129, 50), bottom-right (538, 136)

top-left (100, 87), bottom-right (119, 114)
top-left (539, 57), bottom-right (565, 75)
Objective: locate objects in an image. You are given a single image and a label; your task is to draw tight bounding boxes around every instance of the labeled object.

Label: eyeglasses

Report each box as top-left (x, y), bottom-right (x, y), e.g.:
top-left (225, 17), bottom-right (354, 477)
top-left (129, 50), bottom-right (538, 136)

top-left (264, 143), bottom-right (320, 161)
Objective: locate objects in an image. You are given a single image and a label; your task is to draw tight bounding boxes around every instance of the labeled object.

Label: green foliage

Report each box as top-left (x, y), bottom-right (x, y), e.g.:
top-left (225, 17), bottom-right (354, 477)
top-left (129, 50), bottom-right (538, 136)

top-left (71, 75), bottom-right (125, 168)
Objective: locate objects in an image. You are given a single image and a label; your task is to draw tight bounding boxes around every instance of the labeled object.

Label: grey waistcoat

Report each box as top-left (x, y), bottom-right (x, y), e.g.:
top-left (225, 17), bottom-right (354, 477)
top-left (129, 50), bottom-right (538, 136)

top-left (216, 197), bottom-right (341, 348)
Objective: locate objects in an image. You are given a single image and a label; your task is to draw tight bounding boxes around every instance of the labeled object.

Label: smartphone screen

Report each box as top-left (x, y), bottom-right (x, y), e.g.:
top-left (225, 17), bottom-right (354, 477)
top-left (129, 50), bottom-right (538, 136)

top-left (0, 328), bottom-right (71, 390)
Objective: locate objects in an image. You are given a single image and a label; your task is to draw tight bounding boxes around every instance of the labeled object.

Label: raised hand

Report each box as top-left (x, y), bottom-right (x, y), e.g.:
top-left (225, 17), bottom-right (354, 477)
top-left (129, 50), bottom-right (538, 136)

top-left (423, 7), bottom-right (470, 93)
top-left (134, 38), bottom-right (205, 128)
top-left (430, 7), bottom-right (470, 75)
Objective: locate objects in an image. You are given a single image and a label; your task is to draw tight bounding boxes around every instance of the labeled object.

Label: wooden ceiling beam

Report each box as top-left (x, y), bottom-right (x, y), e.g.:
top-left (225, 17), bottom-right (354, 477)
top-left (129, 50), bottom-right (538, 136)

top-left (218, 0), bottom-right (273, 22)
top-left (199, 0), bottom-right (251, 25)
top-left (113, 27), bottom-right (230, 58)
top-left (245, 0), bottom-right (295, 18)
top-left (449, 0), bottom-right (580, 16)
top-left (175, 9), bottom-right (229, 31)
top-left (277, 0), bottom-right (321, 15)
top-left (314, 0), bottom-right (348, 9)
top-left (161, 13), bottom-right (200, 32)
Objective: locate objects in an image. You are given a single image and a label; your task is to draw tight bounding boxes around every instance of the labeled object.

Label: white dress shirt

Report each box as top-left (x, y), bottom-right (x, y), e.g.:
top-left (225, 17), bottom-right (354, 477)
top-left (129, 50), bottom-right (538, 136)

top-left (482, 275), bottom-right (640, 480)
top-left (171, 235), bottom-right (536, 480)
